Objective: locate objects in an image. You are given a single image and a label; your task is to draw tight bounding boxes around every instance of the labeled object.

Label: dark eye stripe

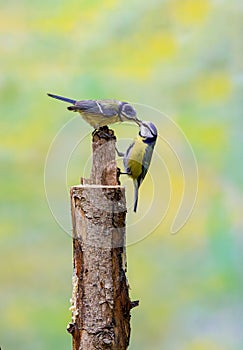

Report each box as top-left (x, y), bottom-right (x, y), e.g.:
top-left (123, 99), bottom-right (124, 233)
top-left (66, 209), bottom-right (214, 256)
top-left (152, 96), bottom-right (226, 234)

top-left (118, 102), bottom-right (127, 118)
top-left (143, 123), bottom-right (157, 137)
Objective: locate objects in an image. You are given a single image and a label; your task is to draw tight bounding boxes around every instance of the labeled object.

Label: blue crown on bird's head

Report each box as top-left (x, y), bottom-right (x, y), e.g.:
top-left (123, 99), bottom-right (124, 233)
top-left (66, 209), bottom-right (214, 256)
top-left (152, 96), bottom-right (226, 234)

top-left (139, 121), bottom-right (158, 140)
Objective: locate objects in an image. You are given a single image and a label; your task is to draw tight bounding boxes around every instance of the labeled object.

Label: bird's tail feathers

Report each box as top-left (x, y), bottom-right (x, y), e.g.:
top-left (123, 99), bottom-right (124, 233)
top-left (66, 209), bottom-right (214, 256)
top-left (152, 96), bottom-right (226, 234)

top-left (133, 181), bottom-right (139, 212)
top-left (47, 93), bottom-right (76, 105)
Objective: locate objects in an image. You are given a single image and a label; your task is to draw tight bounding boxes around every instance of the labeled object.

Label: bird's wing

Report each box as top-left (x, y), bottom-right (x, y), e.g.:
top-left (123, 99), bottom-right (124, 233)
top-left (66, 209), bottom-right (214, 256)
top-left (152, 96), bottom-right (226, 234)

top-left (71, 100), bottom-right (118, 117)
top-left (96, 99), bottom-right (120, 117)
top-left (72, 100), bottom-right (100, 113)
top-left (133, 144), bottom-right (154, 212)
top-left (137, 143), bottom-right (155, 187)
top-left (123, 141), bottom-right (135, 174)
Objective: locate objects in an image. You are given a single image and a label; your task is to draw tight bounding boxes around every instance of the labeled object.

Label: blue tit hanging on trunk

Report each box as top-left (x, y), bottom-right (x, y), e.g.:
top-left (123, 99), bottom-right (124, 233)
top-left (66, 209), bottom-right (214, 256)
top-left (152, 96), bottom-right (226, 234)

top-left (123, 121), bottom-right (158, 212)
top-left (47, 93), bottom-right (141, 129)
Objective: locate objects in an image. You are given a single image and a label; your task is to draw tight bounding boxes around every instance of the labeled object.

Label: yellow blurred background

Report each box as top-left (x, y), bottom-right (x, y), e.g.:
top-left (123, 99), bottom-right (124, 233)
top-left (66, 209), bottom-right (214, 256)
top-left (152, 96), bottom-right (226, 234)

top-left (1, 1), bottom-right (243, 349)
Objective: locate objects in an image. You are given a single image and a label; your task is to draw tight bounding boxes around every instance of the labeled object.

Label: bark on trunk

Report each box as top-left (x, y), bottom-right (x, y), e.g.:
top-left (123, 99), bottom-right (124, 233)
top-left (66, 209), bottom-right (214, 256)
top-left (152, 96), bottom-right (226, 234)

top-left (67, 127), bottom-right (137, 350)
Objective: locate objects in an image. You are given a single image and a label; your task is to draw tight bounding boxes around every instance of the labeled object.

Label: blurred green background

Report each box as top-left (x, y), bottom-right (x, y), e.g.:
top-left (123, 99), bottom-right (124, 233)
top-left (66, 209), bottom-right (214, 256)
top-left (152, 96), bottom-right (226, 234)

top-left (1, 0), bottom-right (243, 349)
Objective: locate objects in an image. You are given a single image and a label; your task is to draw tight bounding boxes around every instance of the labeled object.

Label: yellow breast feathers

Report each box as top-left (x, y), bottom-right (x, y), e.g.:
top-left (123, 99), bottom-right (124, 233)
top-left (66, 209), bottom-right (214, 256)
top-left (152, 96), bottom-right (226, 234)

top-left (127, 137), bottom-right (146, 179)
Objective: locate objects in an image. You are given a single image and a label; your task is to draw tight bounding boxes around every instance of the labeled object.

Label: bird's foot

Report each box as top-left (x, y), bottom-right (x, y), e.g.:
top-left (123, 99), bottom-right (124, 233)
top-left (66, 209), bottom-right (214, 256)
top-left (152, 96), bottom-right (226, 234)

top-left (115, 146), bottom-right (125, 157)
top-left (117, 168), bottom-right (130, 185)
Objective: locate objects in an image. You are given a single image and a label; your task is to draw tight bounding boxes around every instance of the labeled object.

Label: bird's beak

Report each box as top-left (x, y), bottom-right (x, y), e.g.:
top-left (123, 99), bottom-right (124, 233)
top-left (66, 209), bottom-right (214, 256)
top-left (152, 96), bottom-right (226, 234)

top-left (136, 118), bottom-right (142, 126)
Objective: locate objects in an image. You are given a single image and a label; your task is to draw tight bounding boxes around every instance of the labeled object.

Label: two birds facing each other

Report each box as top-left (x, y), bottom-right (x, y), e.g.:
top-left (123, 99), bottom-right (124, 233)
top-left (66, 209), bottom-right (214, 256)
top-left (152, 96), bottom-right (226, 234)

top-left (47, 93), bottom-right (158, 212)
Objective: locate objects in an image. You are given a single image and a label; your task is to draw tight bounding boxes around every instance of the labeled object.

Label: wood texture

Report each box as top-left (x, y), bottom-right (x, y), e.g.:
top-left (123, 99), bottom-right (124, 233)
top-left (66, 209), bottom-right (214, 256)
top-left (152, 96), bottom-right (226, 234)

top-left (91, 127), bottom-right (118, 186)
top-left (68, 127), bottom-right (137, 350)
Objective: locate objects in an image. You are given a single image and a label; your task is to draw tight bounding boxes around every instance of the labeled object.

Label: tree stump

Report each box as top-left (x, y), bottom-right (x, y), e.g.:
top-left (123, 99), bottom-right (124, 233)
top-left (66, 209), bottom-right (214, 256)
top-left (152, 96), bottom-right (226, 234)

top-left (68, 127), bottom-right (137, 350)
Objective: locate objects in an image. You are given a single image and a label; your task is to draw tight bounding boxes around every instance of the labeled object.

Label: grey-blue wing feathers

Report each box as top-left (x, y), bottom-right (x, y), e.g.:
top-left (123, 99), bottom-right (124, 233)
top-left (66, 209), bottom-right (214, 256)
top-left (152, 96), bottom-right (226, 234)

top-left (137, 142), bottom-right (155, 187)
top-left (69, 100), bottom-right (119, 117)
top-left (123, 142), bottom-right (135, 174)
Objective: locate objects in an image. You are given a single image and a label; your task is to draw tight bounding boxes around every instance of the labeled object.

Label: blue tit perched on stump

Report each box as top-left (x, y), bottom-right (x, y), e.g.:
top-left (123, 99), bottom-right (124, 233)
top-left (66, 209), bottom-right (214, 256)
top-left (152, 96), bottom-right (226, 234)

top-left (47, 93), bottom-right (141, 129)
top-left (123, 121), bottom-right (158, 212)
